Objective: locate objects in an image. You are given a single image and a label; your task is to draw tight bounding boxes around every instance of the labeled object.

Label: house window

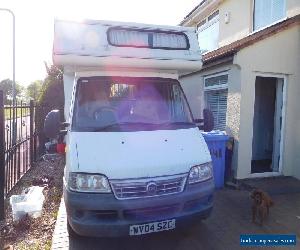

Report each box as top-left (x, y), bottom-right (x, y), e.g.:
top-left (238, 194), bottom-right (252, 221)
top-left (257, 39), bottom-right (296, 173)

top-left (253, 0), bottom-right (286, 31)
top-left (204, 73), bottom-right (228, 131)
top-left (197, 10), bottom-right (219, 53)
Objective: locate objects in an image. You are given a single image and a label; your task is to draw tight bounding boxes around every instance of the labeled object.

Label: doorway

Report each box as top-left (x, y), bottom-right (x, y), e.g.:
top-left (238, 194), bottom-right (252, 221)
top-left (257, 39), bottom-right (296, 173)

top-left (251, 77), bottom-right (283, 173)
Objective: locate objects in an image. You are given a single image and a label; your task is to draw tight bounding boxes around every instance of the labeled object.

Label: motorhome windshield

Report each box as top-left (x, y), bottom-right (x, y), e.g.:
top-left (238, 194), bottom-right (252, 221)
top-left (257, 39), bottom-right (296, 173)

top-left (72, 77), bottom-right (195, 132)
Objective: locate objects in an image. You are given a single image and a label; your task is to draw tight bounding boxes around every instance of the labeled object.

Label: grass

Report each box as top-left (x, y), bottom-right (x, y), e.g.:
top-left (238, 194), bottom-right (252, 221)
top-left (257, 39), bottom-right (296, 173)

top-left (4, 108), bottom-right (30, 120)
top-left (16, 240), bottom-right (52, 250)
top-left (52, 210), bottom-right (59, 220)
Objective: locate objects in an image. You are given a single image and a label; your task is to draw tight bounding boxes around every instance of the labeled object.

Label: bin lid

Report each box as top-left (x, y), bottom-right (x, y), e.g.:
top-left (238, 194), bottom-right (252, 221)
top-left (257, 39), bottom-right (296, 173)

top-left (201, 131), bottom-right (229, 141)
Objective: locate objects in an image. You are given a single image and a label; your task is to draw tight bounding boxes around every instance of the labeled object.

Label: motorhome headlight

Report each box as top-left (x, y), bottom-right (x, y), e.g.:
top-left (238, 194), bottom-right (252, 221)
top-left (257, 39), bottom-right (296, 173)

top-left (188, 162), bottom-right (213, 184)
top-left (69, 173), bottom-right (111, 193)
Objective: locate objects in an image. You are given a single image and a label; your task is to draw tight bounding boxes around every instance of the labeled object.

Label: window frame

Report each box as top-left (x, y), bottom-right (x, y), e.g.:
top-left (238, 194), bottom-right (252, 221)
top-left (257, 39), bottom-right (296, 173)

top-left (197, 10), bottom-right (220, 32)
top-left (203, 72), bottom-right (229, 131)
top-left (106, 27), bottom-right (190, 50)
top-left (196, 10), bottom-right (220, 53)
top-left (203, 72), bottom-right (228, 91)
top-left (252, 0), bottom-right (287, 32)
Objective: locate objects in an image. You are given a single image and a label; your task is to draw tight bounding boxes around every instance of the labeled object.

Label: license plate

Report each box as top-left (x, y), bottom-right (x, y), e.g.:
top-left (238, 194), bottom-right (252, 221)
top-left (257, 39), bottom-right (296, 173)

top-left (129, 219), bottom-right (176, 236)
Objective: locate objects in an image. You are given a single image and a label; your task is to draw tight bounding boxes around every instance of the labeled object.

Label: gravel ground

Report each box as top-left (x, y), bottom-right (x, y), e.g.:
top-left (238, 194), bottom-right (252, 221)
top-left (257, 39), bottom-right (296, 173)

top-left (0, 154), bottom-right (65, 250)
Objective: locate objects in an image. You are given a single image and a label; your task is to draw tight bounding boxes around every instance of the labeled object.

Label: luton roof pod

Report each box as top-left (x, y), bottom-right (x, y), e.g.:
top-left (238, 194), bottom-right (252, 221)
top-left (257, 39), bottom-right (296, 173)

top-left (53, 19), bottom-right (202, 74)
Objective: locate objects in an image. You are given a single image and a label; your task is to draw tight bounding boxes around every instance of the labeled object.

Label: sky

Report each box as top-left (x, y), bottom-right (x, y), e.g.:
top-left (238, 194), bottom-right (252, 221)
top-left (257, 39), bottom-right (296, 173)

top-left (0, 0), bottom-right (199, 86)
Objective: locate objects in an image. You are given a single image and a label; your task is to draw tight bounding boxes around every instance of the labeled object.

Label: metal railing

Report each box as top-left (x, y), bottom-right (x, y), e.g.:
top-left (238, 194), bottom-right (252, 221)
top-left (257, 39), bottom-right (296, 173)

top-left (0, 90), bottom-right (39, 219)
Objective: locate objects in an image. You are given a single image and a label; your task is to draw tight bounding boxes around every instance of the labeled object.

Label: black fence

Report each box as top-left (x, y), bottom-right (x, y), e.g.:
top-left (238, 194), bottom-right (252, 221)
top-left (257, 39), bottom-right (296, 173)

top-left (0, 91), bottom-right (40, 219)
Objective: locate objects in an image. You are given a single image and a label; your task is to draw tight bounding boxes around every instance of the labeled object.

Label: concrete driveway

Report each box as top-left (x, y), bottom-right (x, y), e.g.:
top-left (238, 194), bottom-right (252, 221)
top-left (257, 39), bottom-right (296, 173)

top-left (51, 187), bottom-right (300, 250)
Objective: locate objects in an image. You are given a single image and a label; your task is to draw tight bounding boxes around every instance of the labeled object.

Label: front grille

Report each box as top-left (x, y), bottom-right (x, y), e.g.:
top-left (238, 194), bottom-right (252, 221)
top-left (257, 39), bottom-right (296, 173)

top-left (123, 204), bottom-right (179, 220)
top-left (110, 173), bottom-right (187, 200)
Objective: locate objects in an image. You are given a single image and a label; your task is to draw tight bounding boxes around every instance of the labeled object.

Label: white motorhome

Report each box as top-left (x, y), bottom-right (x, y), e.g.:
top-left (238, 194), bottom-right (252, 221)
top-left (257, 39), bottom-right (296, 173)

top-left (44, 19), bottom-right (214, 237)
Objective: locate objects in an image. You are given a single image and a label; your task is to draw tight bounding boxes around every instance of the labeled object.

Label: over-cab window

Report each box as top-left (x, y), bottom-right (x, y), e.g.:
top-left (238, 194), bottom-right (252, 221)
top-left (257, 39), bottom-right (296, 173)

top-left (107, 28), bottom-right (189, 50)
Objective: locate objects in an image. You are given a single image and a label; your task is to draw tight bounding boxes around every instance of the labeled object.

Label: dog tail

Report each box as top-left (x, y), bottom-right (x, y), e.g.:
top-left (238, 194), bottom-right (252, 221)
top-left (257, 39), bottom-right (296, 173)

top-left (269, 200), bottom-right (274, 207)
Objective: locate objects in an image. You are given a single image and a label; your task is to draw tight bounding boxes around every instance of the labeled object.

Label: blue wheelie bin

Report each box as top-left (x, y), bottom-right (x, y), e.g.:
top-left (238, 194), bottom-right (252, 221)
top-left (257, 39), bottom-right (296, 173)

top-left (201, 131), bottom-right (229, 189)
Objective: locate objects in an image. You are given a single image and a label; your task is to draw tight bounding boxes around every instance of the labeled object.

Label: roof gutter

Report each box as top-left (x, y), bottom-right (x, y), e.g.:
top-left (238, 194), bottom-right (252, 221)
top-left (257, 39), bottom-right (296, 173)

top-left (179, 0), bottom-right (223, 26)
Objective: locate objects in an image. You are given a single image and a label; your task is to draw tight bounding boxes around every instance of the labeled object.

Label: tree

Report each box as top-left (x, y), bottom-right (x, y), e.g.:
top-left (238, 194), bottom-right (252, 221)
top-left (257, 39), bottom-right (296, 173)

top-left (35, 64), bottom-right (64, 153)
top-left (26, 80), bottom-right (43, 101)
top-left (38, 64), bottom-right (64, 107)
top-left (0, 79), bottom-right (24, 104)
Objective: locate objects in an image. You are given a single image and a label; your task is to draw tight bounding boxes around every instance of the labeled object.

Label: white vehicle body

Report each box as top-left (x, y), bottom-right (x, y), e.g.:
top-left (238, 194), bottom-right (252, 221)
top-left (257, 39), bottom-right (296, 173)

top-left (53, 19), bottom-right (214, 237)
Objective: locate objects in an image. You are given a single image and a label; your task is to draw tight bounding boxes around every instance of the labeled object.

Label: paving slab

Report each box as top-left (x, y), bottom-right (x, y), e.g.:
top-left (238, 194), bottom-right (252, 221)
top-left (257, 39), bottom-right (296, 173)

top-left (239, 176), bottom-right (300, 195)
top-left (51, 198), bottom-right (69, 249)
top-left (51, 189), bottom-right (300, 250)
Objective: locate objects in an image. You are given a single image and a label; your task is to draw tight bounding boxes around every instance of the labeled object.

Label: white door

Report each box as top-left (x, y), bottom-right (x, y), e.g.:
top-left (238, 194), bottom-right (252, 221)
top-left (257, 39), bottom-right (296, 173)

top-left (272, 78), bottom-right (284, 172)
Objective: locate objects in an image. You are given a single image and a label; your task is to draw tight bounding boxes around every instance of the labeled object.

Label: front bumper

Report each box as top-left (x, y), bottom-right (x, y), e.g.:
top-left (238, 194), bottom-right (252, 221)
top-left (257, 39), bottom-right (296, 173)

top-left (64, 179), bottom-right (214, 237)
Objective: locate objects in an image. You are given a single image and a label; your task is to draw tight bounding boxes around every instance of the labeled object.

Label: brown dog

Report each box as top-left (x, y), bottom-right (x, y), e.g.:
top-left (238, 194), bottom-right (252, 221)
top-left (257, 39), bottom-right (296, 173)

top-left (250, 189), bottom-right (274, 225)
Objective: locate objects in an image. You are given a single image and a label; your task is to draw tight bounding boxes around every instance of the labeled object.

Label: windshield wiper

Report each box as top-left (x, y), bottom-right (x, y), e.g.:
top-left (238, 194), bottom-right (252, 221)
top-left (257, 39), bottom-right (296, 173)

top-left (160, 121), bottom-right (196, 126)
top-left (78, 122), bottom-right (195, 132)
top-left (90, 122), bottom-right (157, 131)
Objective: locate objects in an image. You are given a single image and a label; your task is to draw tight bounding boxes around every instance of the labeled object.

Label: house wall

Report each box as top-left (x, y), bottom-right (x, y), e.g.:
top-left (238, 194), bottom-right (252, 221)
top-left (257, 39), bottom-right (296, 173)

top-left (181, 0), bottom-right (300, 180)
top-left (180, 62), bottom-right (242, 176)
top-left (233, 25), bottom-right (300, 179)
top-left (180, 73), bottom-right (205, 120)
top-left (180, 63), bottom-right (232, 119)
top-left (219, 0), bottom-right (300, 46)
top-left (287, 0), bottom-right (300, 17)
top-left (226, 64), bottom-right (241, 176)
top-left (180, 24), bottom-right (300, 180)
top-left (218, 0), bottom-right (252, 47)
top-left (182, 0), bottom-right (300, 48)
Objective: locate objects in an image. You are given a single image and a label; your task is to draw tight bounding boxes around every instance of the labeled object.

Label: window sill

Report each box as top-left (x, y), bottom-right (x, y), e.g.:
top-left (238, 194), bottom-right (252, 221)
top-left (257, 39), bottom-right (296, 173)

top-left (251, 17), bottom-right (288, 35)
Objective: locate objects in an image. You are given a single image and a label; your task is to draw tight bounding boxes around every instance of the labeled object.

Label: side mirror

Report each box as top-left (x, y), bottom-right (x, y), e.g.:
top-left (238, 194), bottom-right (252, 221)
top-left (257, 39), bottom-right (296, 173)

top-left (44, 110), bottom-right (61, 139)
top-left (203, 109), bottom-right (214, 132)
top-left (194, 109), bottom-right (214, 132)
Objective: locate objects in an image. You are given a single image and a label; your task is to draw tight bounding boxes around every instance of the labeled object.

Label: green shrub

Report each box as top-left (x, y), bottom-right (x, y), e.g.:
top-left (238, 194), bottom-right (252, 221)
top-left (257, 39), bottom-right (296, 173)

top-left (35, 64), bottom-right (64, 153)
